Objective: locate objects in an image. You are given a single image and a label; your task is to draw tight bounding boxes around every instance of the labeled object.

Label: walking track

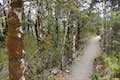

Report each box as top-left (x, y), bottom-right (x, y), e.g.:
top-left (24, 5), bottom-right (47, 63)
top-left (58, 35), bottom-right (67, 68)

top-left (68, 36), bottom-right (101, 80)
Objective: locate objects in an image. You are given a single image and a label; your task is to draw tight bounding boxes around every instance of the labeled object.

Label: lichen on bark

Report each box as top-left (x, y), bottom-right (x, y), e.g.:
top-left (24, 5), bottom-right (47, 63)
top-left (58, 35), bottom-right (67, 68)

top-left (6, 0), bottom-right (25, 80)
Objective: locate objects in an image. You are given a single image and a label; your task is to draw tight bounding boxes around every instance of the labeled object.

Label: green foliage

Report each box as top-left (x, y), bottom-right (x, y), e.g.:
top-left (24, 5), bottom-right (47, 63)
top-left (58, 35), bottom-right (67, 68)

top-left (0, 34), bottom-right (5, 47)
top-left (0, 48), bottom-right (8, 80)
top-left (24, 32), bottom-right (37, 54)
top-left (94, 53), bottom-right (120, 80)
top-left (110, 11), bottom-right (120, 25)
top-left (107, 11), bottom-right (120, 53)
top-left (1, 0), bottom-right (119, 80)
top-left (0, 48), bottom-right (8, 62)
top-left (22, 17), bottom-right (35, 28)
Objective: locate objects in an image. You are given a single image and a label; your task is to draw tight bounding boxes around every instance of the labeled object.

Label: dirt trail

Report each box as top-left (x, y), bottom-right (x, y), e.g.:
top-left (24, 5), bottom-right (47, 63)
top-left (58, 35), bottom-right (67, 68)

top-left (55, 36), bottom-right (101, 80)
top-left (68, 36), bottom-right (101, 80)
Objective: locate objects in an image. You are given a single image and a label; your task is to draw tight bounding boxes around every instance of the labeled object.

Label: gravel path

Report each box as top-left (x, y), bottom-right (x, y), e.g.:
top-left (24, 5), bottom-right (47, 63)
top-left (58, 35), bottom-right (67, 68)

top-left (69, 36), bottom-right (101, 80)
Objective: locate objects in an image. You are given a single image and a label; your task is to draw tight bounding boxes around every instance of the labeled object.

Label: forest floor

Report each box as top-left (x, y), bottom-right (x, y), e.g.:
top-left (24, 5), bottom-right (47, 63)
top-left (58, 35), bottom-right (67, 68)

top-left (55, 36), bottom-right (102, 80)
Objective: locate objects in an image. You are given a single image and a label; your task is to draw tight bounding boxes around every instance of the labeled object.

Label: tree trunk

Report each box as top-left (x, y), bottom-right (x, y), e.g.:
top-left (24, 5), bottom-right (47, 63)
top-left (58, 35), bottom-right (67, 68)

top-left (72, 21), bottom-right (77, 59)
top-left (75, 22), bottom-right (80, 51)
top-left (3, 0), bottom-right (8, 29)
top-left (6, 0), bottom-right (26, 80)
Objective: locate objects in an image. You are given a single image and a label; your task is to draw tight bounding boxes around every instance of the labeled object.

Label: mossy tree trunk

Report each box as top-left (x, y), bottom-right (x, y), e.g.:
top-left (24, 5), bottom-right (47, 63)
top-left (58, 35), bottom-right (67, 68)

top-left (6, 0), bottom-right (25, 80)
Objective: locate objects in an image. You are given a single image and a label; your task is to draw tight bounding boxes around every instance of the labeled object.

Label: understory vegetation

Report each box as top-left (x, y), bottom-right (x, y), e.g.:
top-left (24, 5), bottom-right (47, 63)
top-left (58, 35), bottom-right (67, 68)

top-left (93, 11), bottom-right (120, 80)
top-left (0, 0), bottom-right (120, 80)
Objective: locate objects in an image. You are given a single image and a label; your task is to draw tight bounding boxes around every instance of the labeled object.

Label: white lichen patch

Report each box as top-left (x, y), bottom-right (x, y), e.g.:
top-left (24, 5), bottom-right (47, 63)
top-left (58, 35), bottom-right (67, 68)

top-left (19, 26), bottom-right (24, 33)
top-left (22, 50), bottom-right (25, 54)
top-left (17, 33), bottom-right (22, 38)
top-left (20, 58), bottom-right (25, 65)
top-left (20, 58), bottom-right (26, 72)
top-left (16, 26), bottom-right (24, 34)
top-left (20, 75), bottom-right (25, 80)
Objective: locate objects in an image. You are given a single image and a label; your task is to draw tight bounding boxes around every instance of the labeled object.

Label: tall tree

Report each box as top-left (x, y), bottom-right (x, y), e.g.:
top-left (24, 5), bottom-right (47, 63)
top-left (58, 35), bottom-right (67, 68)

top-left (6, 0), bottom-right (25, 80)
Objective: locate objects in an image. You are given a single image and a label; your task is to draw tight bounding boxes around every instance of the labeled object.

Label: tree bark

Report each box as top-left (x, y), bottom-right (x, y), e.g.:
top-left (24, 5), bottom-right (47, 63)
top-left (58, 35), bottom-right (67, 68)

top-left (6, 0), bottom-right (25, 80)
